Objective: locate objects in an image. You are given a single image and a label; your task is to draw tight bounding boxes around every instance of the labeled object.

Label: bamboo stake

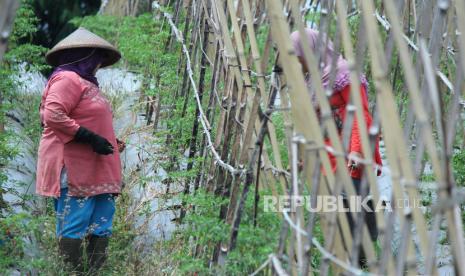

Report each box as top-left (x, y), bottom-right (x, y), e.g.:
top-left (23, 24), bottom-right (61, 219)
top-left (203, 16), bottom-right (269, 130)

top-left (360, 0), bottom-right (439, 274)
top-left (0, 0), bottom-right (19, 134)
top-left (0, 0), bottom-right (20, 63)
top-left (180, 8), bottom-right (209, 220)
top-left (384, 1), bottom-right (465, 273)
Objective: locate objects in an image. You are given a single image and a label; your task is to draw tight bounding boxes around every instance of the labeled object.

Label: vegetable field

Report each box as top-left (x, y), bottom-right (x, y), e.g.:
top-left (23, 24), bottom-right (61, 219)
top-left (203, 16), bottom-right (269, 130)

top-left (1, 0), bottom-right (465, 275)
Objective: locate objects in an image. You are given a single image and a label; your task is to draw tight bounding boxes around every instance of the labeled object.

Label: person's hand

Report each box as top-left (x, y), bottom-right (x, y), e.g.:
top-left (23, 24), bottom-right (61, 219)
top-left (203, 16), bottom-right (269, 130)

top-left (74, 127), bottom-right (114, 155)
top-left (92, 136), bottom-right (114, 155)
top-left (117, 138), bottom-right (126, 153)
top-left (347, 151), bottom-right (363, 170)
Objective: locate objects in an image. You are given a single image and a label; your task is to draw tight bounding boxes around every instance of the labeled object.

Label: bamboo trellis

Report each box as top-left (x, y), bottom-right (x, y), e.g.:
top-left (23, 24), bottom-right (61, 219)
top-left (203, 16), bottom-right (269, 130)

top-left (152, 0), bottom-right (465, 274)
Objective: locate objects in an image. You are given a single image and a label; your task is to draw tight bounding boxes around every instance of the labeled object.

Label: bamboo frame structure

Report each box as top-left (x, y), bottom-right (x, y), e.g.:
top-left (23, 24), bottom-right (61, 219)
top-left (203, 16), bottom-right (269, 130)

top-left (152, 0), bottom-right (465, 274)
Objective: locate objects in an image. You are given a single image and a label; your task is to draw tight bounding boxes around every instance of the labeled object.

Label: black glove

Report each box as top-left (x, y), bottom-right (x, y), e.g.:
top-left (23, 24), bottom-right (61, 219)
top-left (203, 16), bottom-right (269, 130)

top-left (74, 127), bottom-right (114, 155)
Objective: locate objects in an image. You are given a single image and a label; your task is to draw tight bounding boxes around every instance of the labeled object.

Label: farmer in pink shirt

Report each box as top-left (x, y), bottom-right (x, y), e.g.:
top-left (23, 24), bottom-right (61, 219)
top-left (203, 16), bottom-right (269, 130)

top-left (36, 27), bottom-right (124, 273)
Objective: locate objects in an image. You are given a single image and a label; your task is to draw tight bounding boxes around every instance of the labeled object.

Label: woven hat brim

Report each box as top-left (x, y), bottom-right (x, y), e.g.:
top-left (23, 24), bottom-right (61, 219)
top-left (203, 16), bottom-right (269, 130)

top-left (46, 45), bottom-right (121, 68)
top-left (45, 27), bottom-right (121, 67)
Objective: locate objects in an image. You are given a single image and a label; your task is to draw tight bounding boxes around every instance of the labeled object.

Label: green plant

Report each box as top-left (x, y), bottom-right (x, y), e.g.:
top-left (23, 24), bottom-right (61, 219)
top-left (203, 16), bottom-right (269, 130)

top-left (167, 188), bottom-right (283, 275)
top-left (0, 0), bottom-right (48, 211)
top-left (452, 150), bottom-right (465, 186)
top-left (0, 212), bottom-right (62, 274)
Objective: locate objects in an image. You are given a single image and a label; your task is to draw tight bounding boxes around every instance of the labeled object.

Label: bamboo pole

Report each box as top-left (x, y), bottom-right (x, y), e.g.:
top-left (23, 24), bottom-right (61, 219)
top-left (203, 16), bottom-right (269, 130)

top-left (0, 0), bottom-right (19, 134)
top-left (0, 0), bottom-right (19, 63)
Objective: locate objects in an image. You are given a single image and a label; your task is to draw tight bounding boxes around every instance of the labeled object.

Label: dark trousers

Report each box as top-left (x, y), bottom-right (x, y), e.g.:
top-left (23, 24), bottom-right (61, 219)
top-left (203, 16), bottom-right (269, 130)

top-left (344, 178), bottom-right (379, 241)
top-left (341, 178), bottom-right (378, 266)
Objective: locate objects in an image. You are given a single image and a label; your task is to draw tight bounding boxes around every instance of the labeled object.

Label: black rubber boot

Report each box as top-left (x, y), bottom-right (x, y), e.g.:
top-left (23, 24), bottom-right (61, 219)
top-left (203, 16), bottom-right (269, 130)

top-left (58, 238), bottom-right (84, 274)
top-left (87, 235), bottom-right (109, 273)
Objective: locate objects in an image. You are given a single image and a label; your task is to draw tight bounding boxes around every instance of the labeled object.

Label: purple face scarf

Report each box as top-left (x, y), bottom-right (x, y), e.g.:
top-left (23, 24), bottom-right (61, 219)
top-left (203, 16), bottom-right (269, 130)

top-left (290, 28), bottom-right (367, 93)
top-left (49, 48), bottom-right (103, 86)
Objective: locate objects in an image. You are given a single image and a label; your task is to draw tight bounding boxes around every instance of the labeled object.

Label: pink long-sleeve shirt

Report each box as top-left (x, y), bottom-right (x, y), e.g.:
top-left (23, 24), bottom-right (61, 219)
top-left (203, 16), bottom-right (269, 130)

top-left (36, 71), bottom-right (122, 197)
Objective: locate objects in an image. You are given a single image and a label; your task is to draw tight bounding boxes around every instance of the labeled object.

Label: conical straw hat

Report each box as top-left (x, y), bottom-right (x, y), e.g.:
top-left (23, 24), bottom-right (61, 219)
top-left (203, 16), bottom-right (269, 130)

top-left (46, 27), bottom-right (121, 67)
